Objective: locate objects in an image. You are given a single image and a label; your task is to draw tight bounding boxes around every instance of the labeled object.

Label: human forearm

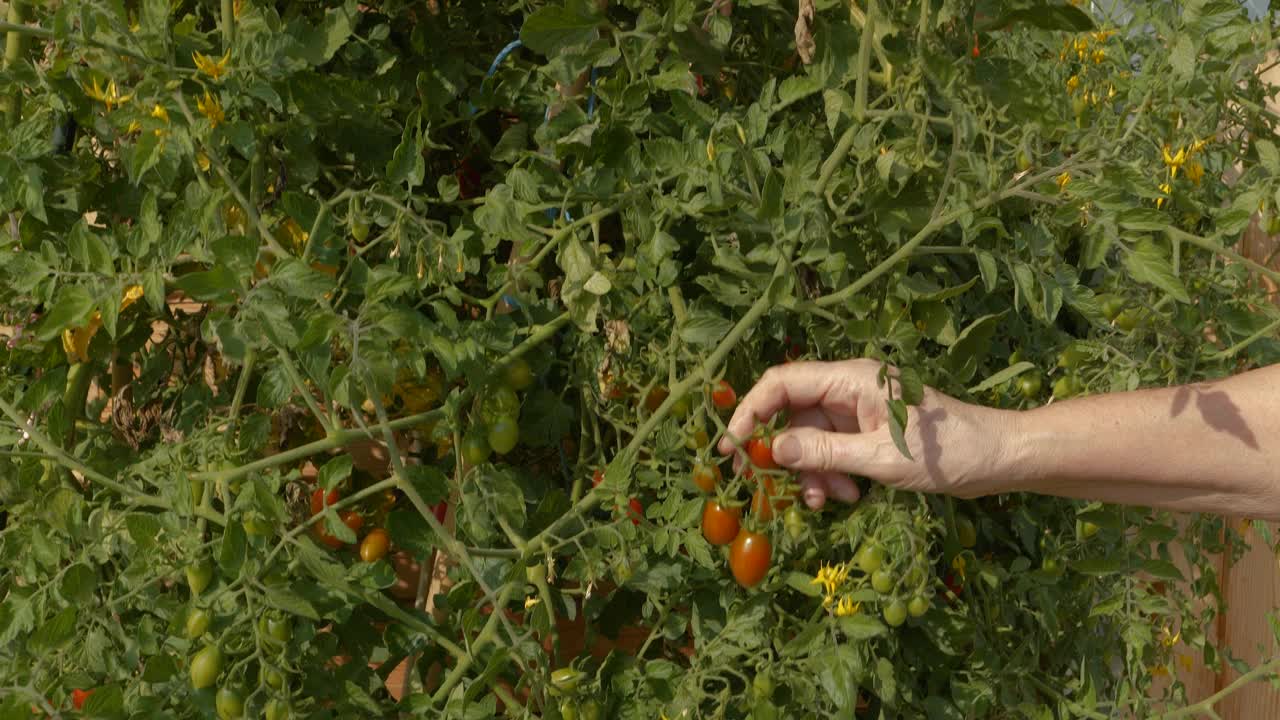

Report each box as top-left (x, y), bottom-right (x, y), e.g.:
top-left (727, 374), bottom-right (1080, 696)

top-left (1002, 366), bottom-right (1280, 520)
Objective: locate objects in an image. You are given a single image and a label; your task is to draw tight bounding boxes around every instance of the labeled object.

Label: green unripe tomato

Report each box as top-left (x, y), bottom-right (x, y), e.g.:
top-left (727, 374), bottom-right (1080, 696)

top-left (1057, 344), bottom-right (1087, 369)
top-left (856, 544), bottom-right (886, 574)
top-left (186, 560), bottom-right (213, 596)
top-left (1114, 308), bottom-right (1144, 331)
top-left (1053, 375), bottom-right (1081, 400)
top-left (483, 386), bottom-right (520, 422)
top-left (908, 595), bottom-right (930, 618)
top-left (487, 416), bottom-right (520, 455)
top-left (262, 615), bottom-right (291, 645)
top-left (883, 600), bottom-right (908, 627)
top-left (242, 511), bottom-right (272, 537)
top-left (549, 667), bottom-right (584, 696)
top-left (1017, 373), bottom-right (1043, 399)
top-left (351, 220), bottom-right (370, 243)
top-left (560, 700), bottom-right (579, 720)
top-left (1016, 150), bottom-right (1032, 172)
top-left (461, 432), bottom-right (492, 466)
top-left (504, 357), bottom-right (534, 391)
top-left (1041, 556), bottom-right (1064, 576)
top-left (261, 665), bottom-right (285, 690)
top-left (185, 608), bottom-right (211, 639)
top-left (264, 699), bottom-right (291, 720)
top-left (783, 506), bottom-right (807, 542)
top-left (752, 670), bottom-right (775, 701)
top-left (190, 645), bottom-right (223, 690)
top-left (215, 687), bottom-right (244, 720)
top-left (578, 700), bottom-right (601, 720)
top-left (1078, 520), bottom-right (1100, 540)
top-left (871, 569), bottom-right (894, 594)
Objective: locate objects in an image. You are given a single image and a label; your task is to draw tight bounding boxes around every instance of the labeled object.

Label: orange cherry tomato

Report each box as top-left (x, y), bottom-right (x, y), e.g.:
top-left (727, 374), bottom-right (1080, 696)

top-left (746, 437), bottom-right (776, 470)
top-left (729, 529), bottom-right (772, 588)
top-left (702, 500), bottom-right (741, 546)
top-left (592, 469), bottom-right (604, 487)
top-left (692, 463), bottom-right (721, 493)
top-left (72, 689), bottom-right (93, 710)
top-left (750, 476), bottom-right (793, 522)
top-left (359, 528), bottom-right (390, 562)
top-left (711, 380), bottom-right (737, 410)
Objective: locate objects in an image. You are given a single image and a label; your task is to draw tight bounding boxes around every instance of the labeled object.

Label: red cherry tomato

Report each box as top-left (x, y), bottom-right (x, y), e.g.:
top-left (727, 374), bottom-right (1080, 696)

top-left (746, 437), bottom-right (776, 470)
top-left (729, 529), bottom-right (772, 588)
top-left (701, 500), bottom-right (741, 546)
top-left (751, 475), bottom-right (794, 522)
top-left (72, 688), bottom-right (93, 710)
top-left (310, 488), bottom-right (340, 516)
top-left (592, 469), bottom-right (604, 487)
top-left (710, 380), bottom-right (737, 410)
top-left (626, 498), bottom-right (644, 526)
top-left (432, 501), bottom-right (447, 524)
top-left (314, 510), bottom-right (364, 549)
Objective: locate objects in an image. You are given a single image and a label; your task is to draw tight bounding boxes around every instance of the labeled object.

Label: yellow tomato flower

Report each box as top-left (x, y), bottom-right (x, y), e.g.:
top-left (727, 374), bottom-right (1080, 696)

top-left (196, 91), bottom-right (225, 127)
top-left (812, 562), bottom-right (851, 601)
top-left (196, 151), bottom-right (211, 172)
top-left (1055, 172), bottom-right (1071, 192)
top-left (523, 596), bottom-right (540, 610)
top-left (1190, 137), bottom-right (1209, 154)
top-left (62, 285), bottom-right (144, 363)
top-left (1091, 48), bottom-right (1106, 64)
top-left (1185, 160), bottom-right (1204, 186)
top-left (125, 120), bottom-right (142, 135)
top-left (1156, 182), bottom-right (1172, 209)
top-left (1065, 75), bottom-right (1080, 94)
top-left (1176, 653), bottom-right (1195, 673)
top-left (951, 554), bottom-right (967, 581)
top-left (84, 77), bottom-right (134, 112)
top-left (834, 596), bottom-right (860, 617)
top-left (151, 104), bottom-right (170, 123)
top-left (1162, 144), bottom-right (1187, 178)
top-left (1107, 83), bottom-right (1117, 99)
top-left (192, 50), bottom-right (232, 81)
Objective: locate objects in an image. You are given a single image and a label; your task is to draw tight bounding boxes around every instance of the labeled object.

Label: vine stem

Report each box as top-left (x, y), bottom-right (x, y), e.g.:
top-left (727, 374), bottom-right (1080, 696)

top-left (270, 342), bottom-right (335, 435)
top-left (813, 158), bottom-right (1084, 309)
top-left (2, 2), bottom-right (31, 129)
top-left (1164, 225), bottom-right (1280, 285)
top-left (1149, 657), bottom-right (1280, 720)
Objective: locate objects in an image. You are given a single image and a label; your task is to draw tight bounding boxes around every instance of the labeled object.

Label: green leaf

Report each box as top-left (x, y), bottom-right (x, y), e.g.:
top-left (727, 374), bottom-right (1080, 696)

top-left (1124, 239), bottom-right (1189, 303)
top-left (785, 572), bottom-right (823, 597)
top-left (28, 606), bottom-right (77, 650)
top-left (983, 3), bottom-right (1094, 32)
top-left (175, 265), bottom-right (241, 303)
top-left (837, 614), bottom-right (887, 640)
top-left (386, 126), bottom-right (425, 188)
top-left (261, 586), bottom-right (320, 621)
top-left (219, 519), bottom-right (247, 575)
top-left (520, 4), bottom-right (600, 56)
top-left (1140, 559), bottom-right (1185, 581)
top-left (1072, 556), bottom-right (1127, 575)
top-left (1169, 34), bottom-right (1196, 83)
top-left (968, 362), bottom-right (1036, 394)
top-left (318, 455), bottom-right (354, 491)
top-left (680, 309), bottom-right (733, 347)
top-left (35, 285), bottom-right (95, 341)
top-left (59, 564), bottom-right (97, 605)
top-left (885, 398), bottom-right (913, 460)
top-left (1257, 139), bottom-right (1280, 175)
top-left (126, 514), bottom-right (162, 548)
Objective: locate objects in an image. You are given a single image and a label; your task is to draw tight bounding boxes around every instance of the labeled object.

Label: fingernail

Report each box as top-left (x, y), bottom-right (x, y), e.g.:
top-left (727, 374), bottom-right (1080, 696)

top-left (773, 434), bottom-right (800, 465)
top-left (803, 486), bottom-right (825, 510)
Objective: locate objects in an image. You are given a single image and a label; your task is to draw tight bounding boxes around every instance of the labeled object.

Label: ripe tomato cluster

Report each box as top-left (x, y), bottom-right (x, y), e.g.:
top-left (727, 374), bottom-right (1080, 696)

top-left (694, 421), bottom-right (790, 589)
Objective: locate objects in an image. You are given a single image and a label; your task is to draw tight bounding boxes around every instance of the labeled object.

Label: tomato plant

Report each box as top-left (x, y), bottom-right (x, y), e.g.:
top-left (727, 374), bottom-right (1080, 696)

top-left (0, 1), bottom-right (1276, 718)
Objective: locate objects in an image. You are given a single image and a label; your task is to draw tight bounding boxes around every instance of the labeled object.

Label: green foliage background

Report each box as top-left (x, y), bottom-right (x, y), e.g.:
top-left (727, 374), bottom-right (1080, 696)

top-left (2, 0), bottom-right (1280, 717)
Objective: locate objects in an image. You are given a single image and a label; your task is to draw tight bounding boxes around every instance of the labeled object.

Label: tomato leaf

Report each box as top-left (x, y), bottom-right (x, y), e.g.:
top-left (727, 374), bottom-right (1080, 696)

top-left (34, 285), bottom-right (94, 341)
top-left (1123, 239), bottom-right (1190, 304)
top-left (784, 571), bottom-right (823, 598)
top-left (886, 398), bottom-right (913, 461)
top-left (317, 455), bottom-right (354, 491)
top-left (968, 361), bottom-right (1036, 394)
top-left (520, 3), bottom-right (601, 56)
top-left (837, 614), bottom-right (887, 640)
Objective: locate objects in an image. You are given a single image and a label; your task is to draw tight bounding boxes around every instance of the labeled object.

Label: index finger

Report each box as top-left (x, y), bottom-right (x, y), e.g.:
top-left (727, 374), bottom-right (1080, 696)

top-left (717, 361), bottom-right (866, 455)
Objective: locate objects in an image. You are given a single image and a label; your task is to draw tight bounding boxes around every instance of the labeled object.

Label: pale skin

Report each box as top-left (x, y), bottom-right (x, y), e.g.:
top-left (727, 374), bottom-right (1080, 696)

top-left (717, 359), bottom-right (1280, 522)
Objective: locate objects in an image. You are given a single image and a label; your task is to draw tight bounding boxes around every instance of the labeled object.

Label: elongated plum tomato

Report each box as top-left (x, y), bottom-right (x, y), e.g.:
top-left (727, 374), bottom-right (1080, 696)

top-left (626, 498), bottom-right (644, 525)
top-left (504, 357), bottom-right (534, 390)
top-left (461, 431), bottom-right (491, 466)
top-left (314, 510), bottom-right (363, 549)
top-left (701, 500), bottom-right (741, 546)
top-left (190, 645), bottom-right (223, 689)
top-left (751, 475), bottom-right (793, 521)
top-left (711, 380), bottom-right (737, 410)
top-left (215, 687), bottom-right (244, 719)
top-left (746, 437), bottom-right (776, 470)
top-left (692, 463), bottom-right (721, 493)
top-left (729, 529), bottom-right (772, 588)
top-left (185, 608), bottom-right (211, 639)
top-left (360, 528), bottom-right (390, 562)
top-left (487, 416), bottom-right (519, 455)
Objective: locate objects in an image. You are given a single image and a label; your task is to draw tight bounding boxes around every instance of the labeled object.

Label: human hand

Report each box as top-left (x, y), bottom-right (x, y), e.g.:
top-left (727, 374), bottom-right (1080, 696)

top-left (716, 359), bottom-right (1018, 509)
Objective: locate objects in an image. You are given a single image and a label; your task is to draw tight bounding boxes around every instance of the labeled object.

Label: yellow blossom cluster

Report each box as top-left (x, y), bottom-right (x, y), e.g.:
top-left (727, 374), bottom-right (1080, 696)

top-left (1061, 29), bottom-right (1119, 108)
top-left (83, 78), bottom-right (133, 112)
top-left (193, 50), bottom-right (232, 81)
top-left (1156, 138), bottom-right (1209, 208)
top-left (811, 562), bottom-right (860, 616)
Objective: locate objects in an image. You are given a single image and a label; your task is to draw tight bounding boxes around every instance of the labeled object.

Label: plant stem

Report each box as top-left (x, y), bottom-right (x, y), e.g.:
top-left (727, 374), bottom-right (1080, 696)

top-left (1164, 226), bottom-right (1280, 285)
top-left (1148, 657), bottom-right (1280, 719)
top-left (2, 2), bottom-right (30, 130)
top-left (270, 342), bottom-right (334, 435)
top-left (220, 0), bottom-right (234, 51)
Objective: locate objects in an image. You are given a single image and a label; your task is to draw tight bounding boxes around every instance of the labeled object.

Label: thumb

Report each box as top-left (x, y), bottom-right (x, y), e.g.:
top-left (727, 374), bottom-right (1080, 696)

top-left (772, 426), bottom-right (880, 475)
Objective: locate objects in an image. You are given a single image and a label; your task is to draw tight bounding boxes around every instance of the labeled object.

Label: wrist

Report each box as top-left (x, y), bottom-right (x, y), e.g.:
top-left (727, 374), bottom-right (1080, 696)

top-left (981, 404), bottom-right (1042, 496)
